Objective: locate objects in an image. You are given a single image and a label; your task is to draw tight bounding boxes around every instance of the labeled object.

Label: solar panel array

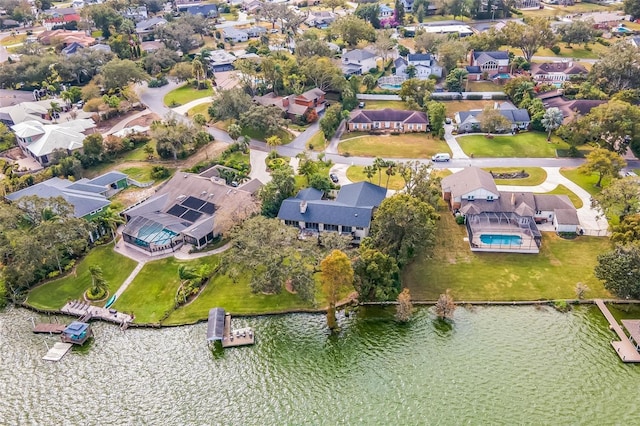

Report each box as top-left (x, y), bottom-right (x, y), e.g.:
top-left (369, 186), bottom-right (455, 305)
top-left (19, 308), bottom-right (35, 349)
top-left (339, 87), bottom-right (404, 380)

top-left (166, 196), bottom-right (215, 223)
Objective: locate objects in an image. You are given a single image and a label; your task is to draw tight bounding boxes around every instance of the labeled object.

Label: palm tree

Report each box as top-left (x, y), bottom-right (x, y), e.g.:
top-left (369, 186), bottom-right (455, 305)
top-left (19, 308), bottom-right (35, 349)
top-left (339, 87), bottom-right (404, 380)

top-left (88, 265), bottom-right (109, 299)
top-left (373, 157), bottom-right (386, 186)
top-left (541, 107), bottom-right (564, 141)
top-left (95, 208), bottom-right (125, 242)
top-left (48, 101), bottom-right (61, 123)
top-left (363, 165), bottom-right (376, 182)
top-left (362, 74), bottom-right (378, 92)
top-left (228, 123), bottom-right (242, 141)
top-left (192, 57), bottom-right (205, 90)
top-left (385, 161), bottom-right (397, 189)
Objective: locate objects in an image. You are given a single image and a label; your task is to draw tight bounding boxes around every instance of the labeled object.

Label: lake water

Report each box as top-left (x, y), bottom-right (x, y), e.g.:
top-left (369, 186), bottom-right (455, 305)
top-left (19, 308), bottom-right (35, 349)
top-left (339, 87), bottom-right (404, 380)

top-left (2, 305), bottom-right (640, 424)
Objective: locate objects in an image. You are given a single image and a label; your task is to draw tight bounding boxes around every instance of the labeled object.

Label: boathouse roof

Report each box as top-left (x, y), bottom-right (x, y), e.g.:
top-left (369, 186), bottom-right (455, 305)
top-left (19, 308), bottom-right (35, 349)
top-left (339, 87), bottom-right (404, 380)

top-left (207, 308), bottom-right (226, 341)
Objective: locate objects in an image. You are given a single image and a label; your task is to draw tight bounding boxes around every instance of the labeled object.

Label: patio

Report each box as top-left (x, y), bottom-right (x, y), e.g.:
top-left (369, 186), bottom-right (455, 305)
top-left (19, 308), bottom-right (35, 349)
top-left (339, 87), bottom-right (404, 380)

top-left (465, 212), bottom-right (541, 253)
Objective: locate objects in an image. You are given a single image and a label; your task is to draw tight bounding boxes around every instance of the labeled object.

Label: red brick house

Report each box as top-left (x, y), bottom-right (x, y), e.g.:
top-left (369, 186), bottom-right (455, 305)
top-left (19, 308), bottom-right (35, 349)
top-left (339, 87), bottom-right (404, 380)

top-left (347, 109), bottom-right (429, 133)
top-left (254, 88), bottom-right (326, 119)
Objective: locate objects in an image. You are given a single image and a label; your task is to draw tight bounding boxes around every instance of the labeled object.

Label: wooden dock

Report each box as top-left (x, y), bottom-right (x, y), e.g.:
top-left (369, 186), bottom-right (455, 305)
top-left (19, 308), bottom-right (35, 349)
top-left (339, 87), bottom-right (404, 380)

top-left (594, 299), bottom-right (640, 363)
top-left (221, 314), bottom-right (255, 348)
top-left (42, 342), bottom-right (73, 362)
top-left (61, 300), bottom-right (132, 327)
top-left (33, 323), bottom-right (66, 334)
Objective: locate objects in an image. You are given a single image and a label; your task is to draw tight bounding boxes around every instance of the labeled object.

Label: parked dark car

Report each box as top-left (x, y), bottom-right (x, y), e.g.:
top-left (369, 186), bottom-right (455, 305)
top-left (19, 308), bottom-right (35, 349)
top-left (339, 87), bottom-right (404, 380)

top-left (330, 173), bottom-right (339, 183)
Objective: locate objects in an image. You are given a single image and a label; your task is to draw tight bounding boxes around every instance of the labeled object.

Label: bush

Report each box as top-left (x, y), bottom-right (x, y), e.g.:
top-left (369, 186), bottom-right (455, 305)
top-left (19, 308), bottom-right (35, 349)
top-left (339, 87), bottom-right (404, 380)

top-left (491, 93), bottom-right (509, 100)
top-left (596, 37), bottom-right (610, 46)
top-left (455, 215), bottom-right (465, 225)
top-left (150, 166), bottom-right (171, 179)
top-left (552, 300), bottom-right (571, 312)
top-left (86, 287), bottom-right (107, 301)
top-left (148, 77), bottom-right (169, 88)
top-left (84, 98), bottom-right (103, 112)
top-left (550, 45), bottom-right (561, 55)
top-left (466, 94), bottom-right (483, 100)
top-left (267, 157), bottom-right (288, 170)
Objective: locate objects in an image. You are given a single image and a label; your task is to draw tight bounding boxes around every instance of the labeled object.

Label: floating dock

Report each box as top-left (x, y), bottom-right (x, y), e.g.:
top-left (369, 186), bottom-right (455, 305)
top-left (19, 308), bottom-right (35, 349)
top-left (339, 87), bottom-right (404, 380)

top-left (42, 342), bottom-right (73, 362)
top-left (595, 299), bottom-right (640, 363)
top-left (33, 323), bottom-right (66, 334)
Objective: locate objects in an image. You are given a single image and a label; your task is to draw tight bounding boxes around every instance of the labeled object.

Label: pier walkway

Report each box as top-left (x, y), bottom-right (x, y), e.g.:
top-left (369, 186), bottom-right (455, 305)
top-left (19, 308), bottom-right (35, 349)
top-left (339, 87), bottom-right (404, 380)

top-left (61, 300), bottom-right (133, 327)
top-left (594, 299), bottom-right (640, 363)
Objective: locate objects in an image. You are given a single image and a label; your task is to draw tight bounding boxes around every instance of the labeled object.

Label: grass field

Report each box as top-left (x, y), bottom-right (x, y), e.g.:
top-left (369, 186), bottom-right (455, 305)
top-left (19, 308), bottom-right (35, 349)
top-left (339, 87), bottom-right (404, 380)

top-left (187, 103), bottom-right (211, 118)
top-left (358, 100), bottom-right (411, 110)
top-left (120, 165), bottom-right (156, 182)
top-left (534, 43), bottom-right (608, 60)
top-left (403, 212), bottom-right (611, 301)
top-left (339, 133), bottom-right (450, 158)
top-left (442, 100), bottom-right (495, 117)
top-left (560, 167), bottom-right (607, 196)
top-left (521, 2), bottom-right (614, 19)
top-left (113, 256), bottom-right (216, 324)
top-left (120, 140), bottom-right (157, 161)
top-left (163, 83), bottom-right (213, 107)
top-left (0, 34), bottom-right (27, 46)
top-left (457, 132), bottom-right (572, 158)
top-left (346, 165), bottom-right (405, 190)
top-left (485, 167), bottom-right (547, 186)
top-left (306, 131), bottom-right (326, 151)
top-left (538, 184), bottom-right (583, 209)
top-left (466, 81), bottom-right (503, 92)
top-left (26, 244), bottom-right (138, 310)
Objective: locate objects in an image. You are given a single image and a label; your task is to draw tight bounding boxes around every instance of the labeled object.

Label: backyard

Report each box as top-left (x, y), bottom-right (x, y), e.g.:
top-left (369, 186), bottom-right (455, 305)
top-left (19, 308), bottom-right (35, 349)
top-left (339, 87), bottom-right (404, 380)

top-left (26, 244), bottom-right (138, 311)
top-left (466, 81), bottom-right (503, 92)
top-left (403, 212), bottom-right (611, 301)
top-left (163, 83), bottom-right (213, 107)
top-left (456, 132), bottom-right (577, 158)
top-left (339, 133), bottom-right (450, 158)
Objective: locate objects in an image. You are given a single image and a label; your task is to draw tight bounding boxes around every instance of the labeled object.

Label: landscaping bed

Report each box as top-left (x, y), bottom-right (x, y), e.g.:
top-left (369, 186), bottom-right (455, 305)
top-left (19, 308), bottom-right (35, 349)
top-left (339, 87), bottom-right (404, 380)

top-left (485, 167), bottom-right (547, 186)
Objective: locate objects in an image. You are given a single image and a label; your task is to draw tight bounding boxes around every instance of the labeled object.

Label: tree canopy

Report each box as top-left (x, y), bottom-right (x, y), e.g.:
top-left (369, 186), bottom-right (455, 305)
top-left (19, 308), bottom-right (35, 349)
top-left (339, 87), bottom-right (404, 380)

top-left (502, 18), bottom-right (555, 61)
top-left (578, 148), bottom-right (625, 188)
top-left (595, 243), bottom-right (640, 299)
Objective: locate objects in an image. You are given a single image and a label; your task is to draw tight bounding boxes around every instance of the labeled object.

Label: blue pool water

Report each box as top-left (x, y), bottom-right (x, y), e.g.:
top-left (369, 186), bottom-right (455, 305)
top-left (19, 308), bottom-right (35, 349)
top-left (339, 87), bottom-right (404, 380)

top-left (378, 84), bottom-right (401, 90)
top-left (495, 73), bottom-right (511, 79)
top-left (480, 234), bottom-right (522, 245)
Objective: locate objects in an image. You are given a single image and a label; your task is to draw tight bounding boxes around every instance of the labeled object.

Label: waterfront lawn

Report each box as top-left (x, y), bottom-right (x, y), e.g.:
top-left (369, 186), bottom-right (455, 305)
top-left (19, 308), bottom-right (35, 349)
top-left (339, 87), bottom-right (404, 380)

top-left (338, 133), bottom-right (450, 158)
top-left (457, 132), bottom-right (571, 158)
top-left (403, 212), bottom-right (612, 301)
top-left (560, 167), bottom-right (607, 196)
top-left (26, 244), bottom-right (137, 310)
top-left (538, 184), bottom-right (583, 209)
top-left (163, 83), bottom-right (213, 107)
top-left (486, 167), bottom-right (547, 186)
top-left (163, 272), bottom-right (317, 325)
top-left (346, 165), bottom-right (405, 190)
top-left (113, 256), bottom-right (215, 324)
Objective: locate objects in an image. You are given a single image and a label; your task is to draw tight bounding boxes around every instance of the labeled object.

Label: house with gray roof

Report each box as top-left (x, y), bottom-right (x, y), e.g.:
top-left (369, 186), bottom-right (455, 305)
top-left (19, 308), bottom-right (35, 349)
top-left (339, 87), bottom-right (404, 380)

top-left (4, 172), bottom-right (128, 220)
top-left (341, 49), bottom-right (379, 76)
top-left (395, 53), bottom-right (443, 79)
top-left (0, 100), bottom-right (52, 126)
top-left (454, 102), bottom-right (529, 133)
top-left (277, 182), bottom-right (388, 244)
top-left (135, 17), bottom-right (167, 36)
top-left (184, 4), bottom-right (218, 17)
top-left (223, 28), bottom-right (249, 43)
top-left (348, 109), bottom-right (429, 133)
top-left (441, 167), bottom-right (579, 253)
top-left (467, 50), bottom-right (510, 80)
top-left (121, 171), bottom-right (258, 255)
top-left (11, 119), bottom-right (96, 166)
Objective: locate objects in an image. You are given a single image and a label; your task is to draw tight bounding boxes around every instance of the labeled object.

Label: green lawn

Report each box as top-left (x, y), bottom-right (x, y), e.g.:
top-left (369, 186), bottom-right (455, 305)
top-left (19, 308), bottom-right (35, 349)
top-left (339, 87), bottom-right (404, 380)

top-left (534, 44), bottom-right (608, 60)
top-left (26, 244), bottom-right (138, 310)
top-left (403, 212), bottom-right (612, 301)
top-left (560, 167), bottom-right (607, 196)
top-left (538, 184), bottom-right (583, 209)
top-left (121, 140), bottom-right (158, 161)
top-left (466, 81), bottom-right (503, 92)
top-left (485, 167), bottom-right (547, 186)
top-left (120, 165), bottom-right (155, 182)
top-left (113, 256), bottom-right (216, 324)
top-left (347, 165), bottom-right (405, 190)
top-left (163, 83), bottom-right (213, 107)
top-left (306, 131), bottom-right (326, 151)
top-left (521, 3), bottom-right (614, 19)
top-left (339, 133), bottom-right (450, 158)
top-left (0, 34), bottom-right (27, 46)
top-left (187, 103), bottom-right (211, 118)
top-left (358, 100), bottom-right (411, 110)
top-left (457, 132), bottom-right (575, 158)
top-left (443, 100), bottom-right (495, 117)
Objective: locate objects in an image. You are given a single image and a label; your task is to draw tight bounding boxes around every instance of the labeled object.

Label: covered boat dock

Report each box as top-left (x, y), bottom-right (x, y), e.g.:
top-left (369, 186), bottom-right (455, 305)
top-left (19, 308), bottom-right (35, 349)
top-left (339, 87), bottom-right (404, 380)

top-left (207, 308), bottom-right (254, 348)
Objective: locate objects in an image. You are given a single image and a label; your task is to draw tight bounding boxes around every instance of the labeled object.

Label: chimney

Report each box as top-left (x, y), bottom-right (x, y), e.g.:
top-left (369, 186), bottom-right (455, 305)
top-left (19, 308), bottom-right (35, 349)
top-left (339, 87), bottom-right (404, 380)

top-left (300, 200), bottom-right (307, 214)
top-left (282, 96), bottom-right (289, 108)
top-left (511, 192), bottom-right (515, 206)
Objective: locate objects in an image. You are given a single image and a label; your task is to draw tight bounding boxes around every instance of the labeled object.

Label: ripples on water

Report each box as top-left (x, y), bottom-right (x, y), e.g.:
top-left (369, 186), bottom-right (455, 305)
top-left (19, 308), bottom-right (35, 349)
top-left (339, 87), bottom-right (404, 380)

top-left (1, 305), bottom-right (640, 425)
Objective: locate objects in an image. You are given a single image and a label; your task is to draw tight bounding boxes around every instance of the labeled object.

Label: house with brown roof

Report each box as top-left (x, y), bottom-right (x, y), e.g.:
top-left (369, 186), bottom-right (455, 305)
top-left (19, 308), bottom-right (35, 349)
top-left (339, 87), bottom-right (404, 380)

top-left (537, 90), bottom-right (606, 123)
top-left (254, 88), bottom-right (326, 119)
top-left (441, 167), bottom-right (579, 253)
top-left (530, 61), bottom-right (587, 85)
top-left (347, 109), bottom-right (429, 133)
top-left (37, 30), bottom-right (95, 47)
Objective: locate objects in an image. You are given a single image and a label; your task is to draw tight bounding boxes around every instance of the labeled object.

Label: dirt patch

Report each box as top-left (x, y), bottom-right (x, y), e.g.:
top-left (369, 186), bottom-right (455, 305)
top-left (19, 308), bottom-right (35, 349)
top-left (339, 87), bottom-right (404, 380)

top-left (125, 112), bottom-right (161, 128)
top-left (94, 110), bottom-right (146, 133)
top-left (285, 279), bottom-right (297, 294)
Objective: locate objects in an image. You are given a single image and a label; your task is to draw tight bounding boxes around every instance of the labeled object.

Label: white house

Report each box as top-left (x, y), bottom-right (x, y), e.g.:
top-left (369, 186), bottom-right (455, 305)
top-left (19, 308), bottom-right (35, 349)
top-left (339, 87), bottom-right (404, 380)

top-left (379, 5), bottom-right (394, 19)
top-left (530, 61), bottom-right (588, 84)
top-left (341, 49), bottom-right (378, 76)
top-left (395, 53), bottom-right (443, 79)
top-left (223, 28), bottom-right (249, 43)
top-left (11, 119), bottom-right (96, 166)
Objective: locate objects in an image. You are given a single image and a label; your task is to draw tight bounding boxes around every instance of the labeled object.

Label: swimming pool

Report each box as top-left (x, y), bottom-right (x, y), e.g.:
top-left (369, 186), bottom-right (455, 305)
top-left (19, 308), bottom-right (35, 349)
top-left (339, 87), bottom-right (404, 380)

top-left (480, 234), bottom-right (523, 246)
top-left (378, 84), bottom-right (401, 90)
top-left (494, 73), bottom-right (511, 79)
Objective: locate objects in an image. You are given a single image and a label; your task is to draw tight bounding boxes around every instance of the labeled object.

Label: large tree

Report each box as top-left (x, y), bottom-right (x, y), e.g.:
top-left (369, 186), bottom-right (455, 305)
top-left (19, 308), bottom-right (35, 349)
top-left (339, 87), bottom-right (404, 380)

top-left (436, 39), bottom-right (469, 72)
top-left (208, 88), bottom-right (253, 121)
top-left (595, 243), bottom-right (640, 299)
top-left (100, 59), bottom-right (148, 91)
top-left (557, 20), bottom-right (596, 48)
top-left (592, 178), bottom-right (640, 222)
top-left (579, 148), bottom-right (625, 188)
top-left (398, 161), bottom-right (441, 207)
top-left (363, 194), bottom-right (438, 266)
top-left (320, 250), bottom-right (354, 330)
top-left (588, 42), bottom-right (640, 95)
top-left (156, 19), bottom-right (199, 54)
top-left (414, 32), bottom-right (445, 54)
top-left (259, 166), bottom-right (296, 217)
top-left (399, 78), bottom-right (435, 109)
top-left (478, 106), bottom-right (511, 134)
top-left (611, 214), bottom-right (640, 245)
top-left (624, 0), bottom-right (640, 19)
top-left (575, 100), bottom-right (640, 155)
top-left (330, 15), bottom-right (376, 47)
top-left (239, 105), bottom-right (287, 137)
top-left (301, 56), bottom-right (344, 92)
top-left (426, 101), bottom-right (446, 138)
top-left (353, 248), bottom-right (400, 301)
top-left (325, 0), bottom-right (346, 12)
top-left (501, 17), bottom-right (555, 61)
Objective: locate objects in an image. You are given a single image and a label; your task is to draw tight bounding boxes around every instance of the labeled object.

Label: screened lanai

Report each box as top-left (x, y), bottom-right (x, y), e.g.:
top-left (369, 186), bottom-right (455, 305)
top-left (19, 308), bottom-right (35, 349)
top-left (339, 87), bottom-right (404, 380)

top-left (465, 212), bottom-right (542, 253)
top-left (121, 214), bottom-right (187, 252)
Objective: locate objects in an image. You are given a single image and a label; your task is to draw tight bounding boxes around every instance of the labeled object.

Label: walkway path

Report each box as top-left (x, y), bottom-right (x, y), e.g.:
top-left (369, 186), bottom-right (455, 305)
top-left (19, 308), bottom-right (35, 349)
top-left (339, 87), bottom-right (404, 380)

top-left (249, 149), bottom-right (272, 184)
top-left (594, 299), bottom-right (640, 363)
top-left (443, 123), bottom-right (468, 159)
top-left (113, 261), bottom-right (146, 299)
top-left (172, 96), bottom-right (215, 115)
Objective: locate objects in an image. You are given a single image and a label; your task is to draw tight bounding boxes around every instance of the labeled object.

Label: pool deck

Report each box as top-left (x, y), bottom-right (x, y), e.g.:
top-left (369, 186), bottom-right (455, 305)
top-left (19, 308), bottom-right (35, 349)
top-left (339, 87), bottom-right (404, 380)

top-left (470, 232), bottom-right (539, 254)
top-left (594, 299), bottom-right (640, 363)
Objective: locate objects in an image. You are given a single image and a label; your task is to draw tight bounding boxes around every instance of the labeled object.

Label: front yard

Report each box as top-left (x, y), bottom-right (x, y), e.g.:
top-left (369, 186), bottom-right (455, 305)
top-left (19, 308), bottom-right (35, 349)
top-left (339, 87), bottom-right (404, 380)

top-left (457, 132), bottom-right (576, 158)
top-left (163, 83), bottom-right (213, 107)
top-left (339, 133), bottom-right (451, 158)
top-left (26, 244), bottom-right (138, 310)
top-left (560, 167), bottom-right (607, 196)
top-left (346, 165), bottom-right (405, 190)
top-left (403, 212), bottom-right (612, 301)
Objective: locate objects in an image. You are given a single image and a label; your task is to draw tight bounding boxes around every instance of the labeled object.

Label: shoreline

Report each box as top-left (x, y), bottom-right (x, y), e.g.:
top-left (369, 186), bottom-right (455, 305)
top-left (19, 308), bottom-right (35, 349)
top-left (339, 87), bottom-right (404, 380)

top-left (18, 298), bottom-right (640, 329)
